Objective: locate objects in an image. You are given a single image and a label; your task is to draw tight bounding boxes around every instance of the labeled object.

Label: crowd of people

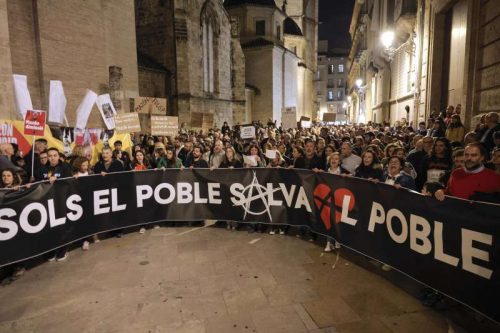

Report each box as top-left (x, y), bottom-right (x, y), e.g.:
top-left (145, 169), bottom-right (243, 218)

top-left (0, 107), bottom-right (499, 282)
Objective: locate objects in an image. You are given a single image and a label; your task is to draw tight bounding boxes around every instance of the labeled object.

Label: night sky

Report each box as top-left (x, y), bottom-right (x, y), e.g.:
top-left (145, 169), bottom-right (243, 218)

top-left (318, 0), bottom-right (355, 51)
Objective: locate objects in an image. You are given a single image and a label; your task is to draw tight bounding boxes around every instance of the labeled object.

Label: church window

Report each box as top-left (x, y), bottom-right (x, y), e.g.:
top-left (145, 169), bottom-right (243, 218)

top-left (201, 2), bottom-right (219, 93)
top-left (256, 20), bottom-right (266, 36)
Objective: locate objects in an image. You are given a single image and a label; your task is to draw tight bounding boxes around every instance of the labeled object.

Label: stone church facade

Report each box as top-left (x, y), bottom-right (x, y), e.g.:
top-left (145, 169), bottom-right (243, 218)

top-left (0, 0), bottom-right (318, 129)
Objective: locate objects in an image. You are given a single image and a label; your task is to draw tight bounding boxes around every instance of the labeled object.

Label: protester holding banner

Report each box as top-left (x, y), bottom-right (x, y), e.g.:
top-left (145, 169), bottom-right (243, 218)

top-left (382, 156), bottom-right (416, 191)
top-left (93, 147), bottom-right (124, 175)
top-left (132, 150), bottom-right (151, 171)
top-left (340, 142), bottom-right (361, 174)
top-left (422, 137), bottom-right (453, 185)
top-left (327, 152), bottom-right (350, 175)
top-left (1, 168), bottom-right (22, 189)
top-left (219, 146), bottom-right (243, 169)
top-left (435, 143), bottom-right (500, 201)
top-left (35, 148), bottom-right (72, 182)
top-left (354, 150), bottom-right (383, 181)
top-left (165, 146), bottom-right (183, 169)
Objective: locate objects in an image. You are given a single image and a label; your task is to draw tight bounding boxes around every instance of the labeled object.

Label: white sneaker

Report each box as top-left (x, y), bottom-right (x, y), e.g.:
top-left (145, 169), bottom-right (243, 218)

top-left (56, 252), bottom-right (68, 262)
top-left (324, 241), bottom-right (333, 252)
top-left (139, 227), bottom-right (146, 234)
top-left (82, 241), bottom-right (90, 251)
top-left (334, 241), bottom-right (341, 249)
top-left (93, 235), bottom-right (100, 243)
top-left (153, 225), bottom-right (160, 229)
top-left (269, 230), bottom-right (276, 235)
top-left (47, 255), bottom-right (56, 262)
top-left (381, 264), bottom-right (392, 271)
top-left (279, 229), bottom-right (285, 235)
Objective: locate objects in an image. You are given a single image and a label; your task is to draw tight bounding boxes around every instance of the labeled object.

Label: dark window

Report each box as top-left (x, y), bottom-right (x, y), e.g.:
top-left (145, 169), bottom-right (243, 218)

top-left (256, 20), bottom-right (265, 36)
top-left (328, 64), bottom-right (335, 74)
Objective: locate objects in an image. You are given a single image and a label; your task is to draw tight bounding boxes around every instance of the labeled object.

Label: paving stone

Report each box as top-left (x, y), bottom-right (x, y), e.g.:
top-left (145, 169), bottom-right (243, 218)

top-left (0, 227), bottom-right (473, 332)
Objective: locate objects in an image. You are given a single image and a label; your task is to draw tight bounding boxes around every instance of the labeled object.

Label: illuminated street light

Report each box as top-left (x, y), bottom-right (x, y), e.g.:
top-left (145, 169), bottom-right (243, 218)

top-left (380, 31), bottom-right (394, 49)
top-left (347, 96), bottom-right (352, 102)
top-left (355, 78), bottom-right (363, 88)
top-left (342, 102), bottom-right (347, 109)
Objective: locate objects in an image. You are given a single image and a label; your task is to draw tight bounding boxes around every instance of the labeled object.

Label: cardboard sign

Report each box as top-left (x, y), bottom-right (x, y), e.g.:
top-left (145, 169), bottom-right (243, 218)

top-left (322, 113), bottom-right (336, 122)
top-left (151, 116), bottom-right (178, 136)
top-left (282, 107), bottom-right (297, 129)
top-left (240, 125), bottom-right (256, 139)
top-left (114, 113), bottom-right (142, 134)
top-left (24, 110), bottom-right (46, 136)
top-left (131, 97), bottom-right (167, 115)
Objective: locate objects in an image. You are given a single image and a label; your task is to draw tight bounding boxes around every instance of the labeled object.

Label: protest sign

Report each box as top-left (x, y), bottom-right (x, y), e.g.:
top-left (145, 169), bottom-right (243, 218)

top-left (322, 113), bottom-right (336, 122)
top-left (114, 113), bottom-right (141, 134)
top-left (12, 74), bottom-right (33, 119)
top-left (151, 116), bottom-right (179, 136)
top-left (282, 107), bottom-right (297, 129)
top-left (131, 97), bottom-right (167, 115)
top-left (265, 150), bottom-right (278, 159)
top-left (240, 125), bottom-right (256, 139)
top-left (75, 90), bottom-right (98, 129)
top-left (48, 80), bottom-right (67, 125)
top-left (96, 94), bottom-right (117, 130)
top-left (23, 110), bottom-right (46, 136)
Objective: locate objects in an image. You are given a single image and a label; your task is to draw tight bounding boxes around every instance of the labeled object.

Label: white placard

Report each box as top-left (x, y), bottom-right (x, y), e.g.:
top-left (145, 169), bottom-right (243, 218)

top-left (240, 125), bottom-right (256, 139)
top-left (75, 89), bottom-right (97, 130)
top-left (96, 94), bottom-right (117, 130)
top-left (12, 74), bottom-right (33, 119)
top-left (48, 80), bottom-right (67, 125)
top-left (301, 120), bottom-right (311, 128)
top-left (243, 155), bottom-right (257, 166)
top-left (282, 107), bottom-right (297, 129)
top-left (265, 150), bottom-right (278, 159)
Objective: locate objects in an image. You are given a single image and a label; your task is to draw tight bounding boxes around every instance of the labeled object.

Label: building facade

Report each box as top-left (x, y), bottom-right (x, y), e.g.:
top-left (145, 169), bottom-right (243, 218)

top-left (224, 0), bottom-right (318, 125)
top-left (347, 0), bottom-right (500, 129)
top-left (316, 41), bottom-right (349, 123)
top-left (0, 0), bottom-right (139, 127)
top-left (0, 0), bottom-right (318, 129)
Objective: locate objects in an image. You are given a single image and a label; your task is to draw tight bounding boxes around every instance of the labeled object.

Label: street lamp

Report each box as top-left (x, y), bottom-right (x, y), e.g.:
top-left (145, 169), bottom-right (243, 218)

top-left (355, 78), bottom-right (363, 88)
top-left (381, 30), bottom-right (396, 62)
top-left (380, 31), bottom-right (394, 49)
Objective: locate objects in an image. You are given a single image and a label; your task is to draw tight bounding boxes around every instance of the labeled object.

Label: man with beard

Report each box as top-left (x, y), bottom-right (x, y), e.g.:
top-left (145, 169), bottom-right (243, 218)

top-left (435, 143), bottom-right (500, 201)
top-left (189, 145), bottom-right (209, 168)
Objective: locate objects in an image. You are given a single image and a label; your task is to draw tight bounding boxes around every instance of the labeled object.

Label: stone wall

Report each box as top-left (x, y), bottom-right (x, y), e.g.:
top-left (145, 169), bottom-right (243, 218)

top-left (5, 0), bottom-right (139, 128)
top-left (244, 46), bottom-right (274, 122)
top-left (475, 0), bottom-right (500, 118)
top-left (0, 0), bottom-right (15, 120)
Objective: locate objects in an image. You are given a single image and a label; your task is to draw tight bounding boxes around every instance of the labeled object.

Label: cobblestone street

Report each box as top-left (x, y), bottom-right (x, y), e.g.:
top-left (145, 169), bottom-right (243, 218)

top-left (1, 224), bottom-right (491, 333)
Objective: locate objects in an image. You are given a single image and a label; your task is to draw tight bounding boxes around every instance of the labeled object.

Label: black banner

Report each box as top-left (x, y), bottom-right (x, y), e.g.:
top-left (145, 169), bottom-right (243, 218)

top-left (0, 169), bottom-right (499, 322)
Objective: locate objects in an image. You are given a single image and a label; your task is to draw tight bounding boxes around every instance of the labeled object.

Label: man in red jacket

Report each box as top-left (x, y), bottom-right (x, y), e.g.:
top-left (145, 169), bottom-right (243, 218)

top-left (435, 143), bottom-right (500, 201)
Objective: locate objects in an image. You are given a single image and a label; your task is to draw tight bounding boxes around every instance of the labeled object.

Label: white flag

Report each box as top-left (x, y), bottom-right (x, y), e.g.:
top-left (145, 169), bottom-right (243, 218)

top-left (48, 80), bottom-right (67, 125)
top-left (12, 74), bottom-right (33, 119)
top-left (96, 94), bottom-right (117, 130)
top-left (75, 89), bottom-right (97, 130)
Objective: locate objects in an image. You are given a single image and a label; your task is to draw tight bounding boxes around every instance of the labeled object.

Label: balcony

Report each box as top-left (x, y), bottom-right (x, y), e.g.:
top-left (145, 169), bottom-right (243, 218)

top-left (394, 0), bottom-right (417, 37)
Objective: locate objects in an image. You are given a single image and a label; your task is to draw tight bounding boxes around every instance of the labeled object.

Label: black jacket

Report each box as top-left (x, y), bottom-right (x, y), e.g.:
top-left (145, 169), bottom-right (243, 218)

top-left (36, 162), bottom-right (72, 181)
top-left (93, 159), bottom-right (125, 174)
